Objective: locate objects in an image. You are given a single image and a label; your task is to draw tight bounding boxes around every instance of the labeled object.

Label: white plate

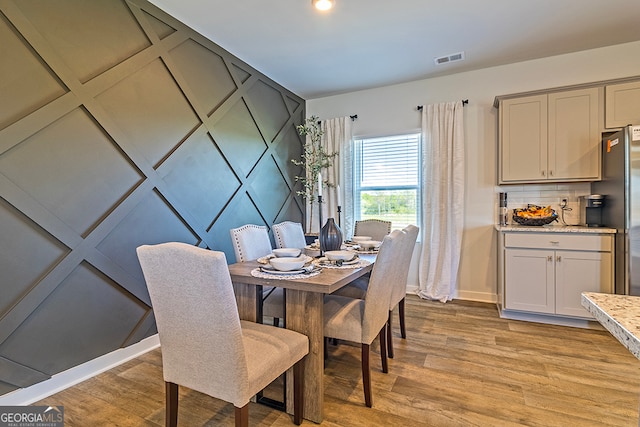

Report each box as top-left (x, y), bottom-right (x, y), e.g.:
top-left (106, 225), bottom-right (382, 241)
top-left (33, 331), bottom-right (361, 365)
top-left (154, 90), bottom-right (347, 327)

top-left (260, 266), bottom-right (305, 275)
top-left (317, 255), bottom-right (360, 265)
top-left (258, 254), bottom-right (312, 264)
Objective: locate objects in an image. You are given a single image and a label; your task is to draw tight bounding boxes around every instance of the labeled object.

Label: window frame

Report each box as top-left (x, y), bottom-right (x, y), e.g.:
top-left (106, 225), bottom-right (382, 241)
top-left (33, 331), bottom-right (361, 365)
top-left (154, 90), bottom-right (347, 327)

top-left (352, 132), bottom-right (422, 232)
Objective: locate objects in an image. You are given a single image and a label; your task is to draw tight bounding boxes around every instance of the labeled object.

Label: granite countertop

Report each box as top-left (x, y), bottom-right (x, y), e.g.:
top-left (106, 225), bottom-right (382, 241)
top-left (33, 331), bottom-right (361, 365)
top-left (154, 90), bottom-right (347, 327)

top-left (581, 292), bottom-right (640, 360)
top-left (496, 224), bottom-right (617, 234)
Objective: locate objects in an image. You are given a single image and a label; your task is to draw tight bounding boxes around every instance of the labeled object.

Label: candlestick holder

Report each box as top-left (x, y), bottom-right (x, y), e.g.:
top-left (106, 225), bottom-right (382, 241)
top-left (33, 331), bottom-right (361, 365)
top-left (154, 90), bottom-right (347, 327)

top-left (317, 195), bottom-right (323, 256)
top-left (337, 205), bottom-right (342, 228)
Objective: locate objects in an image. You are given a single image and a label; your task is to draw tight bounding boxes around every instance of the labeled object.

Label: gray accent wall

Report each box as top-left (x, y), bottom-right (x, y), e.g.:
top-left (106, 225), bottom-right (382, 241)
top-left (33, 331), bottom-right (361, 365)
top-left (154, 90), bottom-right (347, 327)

top-left (0, 0), bottom-right (305, 395)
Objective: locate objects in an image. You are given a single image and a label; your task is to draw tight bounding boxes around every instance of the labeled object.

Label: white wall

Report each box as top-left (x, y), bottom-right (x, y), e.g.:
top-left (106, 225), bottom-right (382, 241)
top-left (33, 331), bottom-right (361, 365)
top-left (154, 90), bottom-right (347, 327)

top-left (307, 41), bottom-right (640, 302)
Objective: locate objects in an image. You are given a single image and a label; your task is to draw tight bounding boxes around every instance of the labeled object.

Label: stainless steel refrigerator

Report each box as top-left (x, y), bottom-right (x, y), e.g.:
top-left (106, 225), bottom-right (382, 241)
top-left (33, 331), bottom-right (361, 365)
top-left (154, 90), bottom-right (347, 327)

top-left (592, 125), bottom-right (640, 295)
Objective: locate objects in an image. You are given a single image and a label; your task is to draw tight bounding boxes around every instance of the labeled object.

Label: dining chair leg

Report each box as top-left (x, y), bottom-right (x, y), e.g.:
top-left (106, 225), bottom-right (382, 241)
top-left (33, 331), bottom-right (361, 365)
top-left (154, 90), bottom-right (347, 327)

top-left (234, 404), bottom-right (249, 427)
top-left (293, 359), bottom-right (305, 425)
top-left (387, 310), bottom-right (394, 359)
top-left (165, 381), bottom-right (178, 427)
top-left (379, 325), bottom-right (388, 374)
top-left (361, 343), bottom-right (372, 407)
top-left (399, 297), bottom-right (407, 339)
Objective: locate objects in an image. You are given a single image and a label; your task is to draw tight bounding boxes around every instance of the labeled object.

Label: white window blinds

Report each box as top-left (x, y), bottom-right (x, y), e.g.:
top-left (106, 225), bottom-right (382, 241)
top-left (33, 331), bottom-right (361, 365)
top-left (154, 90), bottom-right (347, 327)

top-left (357, 134), bottom-right (419, 188)
top-left (354, 133), bottom-right (421, 230)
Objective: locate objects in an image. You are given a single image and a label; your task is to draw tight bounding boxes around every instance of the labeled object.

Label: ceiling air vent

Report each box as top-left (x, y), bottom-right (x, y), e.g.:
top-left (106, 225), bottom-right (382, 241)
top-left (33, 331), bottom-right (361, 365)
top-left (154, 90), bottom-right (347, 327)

top-left (434, 51), bottom-right (465, 65)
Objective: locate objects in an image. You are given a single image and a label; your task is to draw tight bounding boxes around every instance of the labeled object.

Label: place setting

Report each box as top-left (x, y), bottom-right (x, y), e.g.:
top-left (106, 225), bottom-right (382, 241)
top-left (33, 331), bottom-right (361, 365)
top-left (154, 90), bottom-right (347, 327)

top-left (252, 248), bottom-right (321, 279)
top-left (313, 250), bottom-right (372, 269)
top-left (344, 235), bottom-right (382, 254)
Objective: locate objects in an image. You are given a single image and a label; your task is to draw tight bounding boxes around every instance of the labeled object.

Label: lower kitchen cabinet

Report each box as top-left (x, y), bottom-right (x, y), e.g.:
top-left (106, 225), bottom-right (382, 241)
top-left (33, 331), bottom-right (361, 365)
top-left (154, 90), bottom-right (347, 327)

top-left (555, 250), bottom-right (612, 317)
top-left (505, 248), bottom-right (555, 314)
top-left (499, 230), bottom-right (614, 322)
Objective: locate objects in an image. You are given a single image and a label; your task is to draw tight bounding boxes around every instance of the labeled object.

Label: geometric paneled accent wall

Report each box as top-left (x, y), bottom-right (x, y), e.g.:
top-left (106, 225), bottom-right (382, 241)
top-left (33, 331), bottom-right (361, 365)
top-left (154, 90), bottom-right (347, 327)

top-left (0, 0), bottom-right (305, 396)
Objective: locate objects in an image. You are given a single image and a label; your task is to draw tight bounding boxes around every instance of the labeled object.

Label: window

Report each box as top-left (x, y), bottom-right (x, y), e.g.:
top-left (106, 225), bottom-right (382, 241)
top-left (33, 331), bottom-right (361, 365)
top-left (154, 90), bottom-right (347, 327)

top-left (353, 133), bottom-right (420, 231)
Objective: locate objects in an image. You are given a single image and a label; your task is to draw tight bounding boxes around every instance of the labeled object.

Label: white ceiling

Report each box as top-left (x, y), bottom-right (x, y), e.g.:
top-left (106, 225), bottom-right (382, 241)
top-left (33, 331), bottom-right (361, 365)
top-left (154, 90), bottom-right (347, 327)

top-left (147, 0), bottom-right (640, 99)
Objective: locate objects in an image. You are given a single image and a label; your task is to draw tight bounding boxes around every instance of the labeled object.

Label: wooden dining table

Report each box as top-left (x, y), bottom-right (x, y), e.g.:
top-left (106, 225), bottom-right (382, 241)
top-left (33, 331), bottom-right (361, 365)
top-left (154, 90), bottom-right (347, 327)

top-left (227, 253), bottom-right (376, 423)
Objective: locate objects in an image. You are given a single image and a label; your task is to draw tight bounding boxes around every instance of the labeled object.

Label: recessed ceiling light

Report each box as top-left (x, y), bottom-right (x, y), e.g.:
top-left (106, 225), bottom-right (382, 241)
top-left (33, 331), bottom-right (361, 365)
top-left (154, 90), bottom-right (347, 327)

top-left (313, 0), bottom-right (335, 11)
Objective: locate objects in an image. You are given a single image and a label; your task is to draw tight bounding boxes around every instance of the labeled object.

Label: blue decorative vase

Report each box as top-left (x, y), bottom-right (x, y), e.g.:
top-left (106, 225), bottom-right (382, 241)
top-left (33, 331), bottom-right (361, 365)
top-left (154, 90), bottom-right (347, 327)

top-left (320, 218), bottom-right (342, 252)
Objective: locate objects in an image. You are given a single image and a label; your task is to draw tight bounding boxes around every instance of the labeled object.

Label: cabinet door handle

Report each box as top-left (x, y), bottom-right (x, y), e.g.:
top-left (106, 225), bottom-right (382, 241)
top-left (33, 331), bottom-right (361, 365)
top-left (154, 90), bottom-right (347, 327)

top-left (549, 170), bottom-right (554, 177)
top-left (549, 241), bottom-right (560, 245)
top-left (547, 256), bottom-right (553, 262)
top-left (541, 170), bottom-right (546, 177)
top-left (556, 255), bottom-right (561, 262)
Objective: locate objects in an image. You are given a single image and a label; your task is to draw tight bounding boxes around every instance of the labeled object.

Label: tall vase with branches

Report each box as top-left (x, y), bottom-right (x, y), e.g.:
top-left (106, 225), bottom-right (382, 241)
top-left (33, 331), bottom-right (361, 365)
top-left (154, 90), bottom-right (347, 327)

top-left (292, 116), bottom-right (338, 234)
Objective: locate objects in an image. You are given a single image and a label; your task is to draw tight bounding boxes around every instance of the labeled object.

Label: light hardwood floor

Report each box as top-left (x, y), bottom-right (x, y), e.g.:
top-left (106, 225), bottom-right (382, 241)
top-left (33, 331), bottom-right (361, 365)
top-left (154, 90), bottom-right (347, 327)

top-left (35, 296), bottom-right (640, 426)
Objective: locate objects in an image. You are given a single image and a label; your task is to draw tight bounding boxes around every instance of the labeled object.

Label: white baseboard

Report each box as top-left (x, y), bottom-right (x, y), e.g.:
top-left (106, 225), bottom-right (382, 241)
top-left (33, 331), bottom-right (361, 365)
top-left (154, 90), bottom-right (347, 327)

top-left (406, 286), bottom-right (497, 304)
top-left (0, 334), bottom-right (160, 406)
top-left (455, 289), bottom-right (497, 304)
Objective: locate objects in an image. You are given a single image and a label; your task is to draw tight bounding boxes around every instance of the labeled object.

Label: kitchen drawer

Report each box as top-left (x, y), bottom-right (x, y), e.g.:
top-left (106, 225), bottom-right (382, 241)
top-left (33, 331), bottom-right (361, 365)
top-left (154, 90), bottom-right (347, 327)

top-left (504, 232), bottom-right (612, 252)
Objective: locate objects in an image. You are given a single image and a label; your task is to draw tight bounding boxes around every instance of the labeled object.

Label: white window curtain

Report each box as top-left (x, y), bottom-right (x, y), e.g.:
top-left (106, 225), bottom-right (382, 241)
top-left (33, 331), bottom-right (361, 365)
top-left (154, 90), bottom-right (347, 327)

top-left (307, 116), bottom-right (352, 234)
top-left (340, 123), bottom-right (355, 240)
top-left (418, 101), bottom-right (465, 302)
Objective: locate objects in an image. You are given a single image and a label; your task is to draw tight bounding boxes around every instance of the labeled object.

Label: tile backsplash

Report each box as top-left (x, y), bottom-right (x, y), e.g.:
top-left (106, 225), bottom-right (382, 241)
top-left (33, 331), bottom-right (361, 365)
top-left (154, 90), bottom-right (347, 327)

top-left (496, 182), bottom-right (591, 226)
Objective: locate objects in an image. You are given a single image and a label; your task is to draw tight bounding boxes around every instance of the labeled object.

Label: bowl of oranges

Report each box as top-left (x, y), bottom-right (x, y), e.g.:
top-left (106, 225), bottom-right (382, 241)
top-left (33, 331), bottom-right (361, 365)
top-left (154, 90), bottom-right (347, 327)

top-left (512, 205), bottom-right (558, 226)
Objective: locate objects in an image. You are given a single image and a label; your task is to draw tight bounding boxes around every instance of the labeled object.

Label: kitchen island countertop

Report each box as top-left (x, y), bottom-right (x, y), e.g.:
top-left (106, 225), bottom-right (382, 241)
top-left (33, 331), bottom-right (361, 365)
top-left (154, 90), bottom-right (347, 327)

top-left (496, 224), bottom-right (616, 234)
top-left (581, 292), bottom-right (640, 360)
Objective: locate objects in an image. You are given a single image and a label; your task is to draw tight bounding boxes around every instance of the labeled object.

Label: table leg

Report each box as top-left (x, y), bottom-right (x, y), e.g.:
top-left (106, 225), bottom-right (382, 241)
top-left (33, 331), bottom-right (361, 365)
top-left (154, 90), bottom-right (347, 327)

top-left (285, 289), bottom-right (324, 423)
top-left (234, 283), bottom-right (258, 322)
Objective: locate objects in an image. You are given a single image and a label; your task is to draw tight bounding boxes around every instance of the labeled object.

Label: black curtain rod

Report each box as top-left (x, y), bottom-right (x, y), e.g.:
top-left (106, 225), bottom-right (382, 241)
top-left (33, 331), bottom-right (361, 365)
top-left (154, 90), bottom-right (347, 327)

top-left (316, 115), bottom-right (358, 125)
top-left (417, 99), bottom-right (468, 111)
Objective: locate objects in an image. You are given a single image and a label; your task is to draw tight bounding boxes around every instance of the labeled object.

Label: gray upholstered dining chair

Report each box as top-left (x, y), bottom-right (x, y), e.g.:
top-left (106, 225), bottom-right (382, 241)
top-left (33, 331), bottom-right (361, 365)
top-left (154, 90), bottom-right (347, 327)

top-left (323, 229), bottom-right (406, 407)
top-left (329, 218), bottom-right (392, 302)
top-left (386, 224), bottom-right (419, 357)
top-left (230, 224), bottom-right (273, 262)
top-left (136, 242), bottom-right (308, 427)
top-left (331, 225), bottom-right (419, 358)
top-left (354, 219), bottom-right (392, 241)
top-left (273, 221), bottom-right (307, 249)
top-left (230, 224), bottom-right (284, 326)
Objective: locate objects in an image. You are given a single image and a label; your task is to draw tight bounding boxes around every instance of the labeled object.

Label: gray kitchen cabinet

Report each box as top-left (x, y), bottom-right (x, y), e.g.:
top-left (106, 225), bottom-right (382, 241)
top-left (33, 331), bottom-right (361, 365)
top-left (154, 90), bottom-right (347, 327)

top-left (499, 88), bottom-right (601, 183)
top-left (499, 94), bottom-right (547, 183)
top-left (505, 247), bottom-right (555, 314)
top-left (605, 80), bottom-right (640, 129)
top-left (500, 231), bottom-right (613, 321)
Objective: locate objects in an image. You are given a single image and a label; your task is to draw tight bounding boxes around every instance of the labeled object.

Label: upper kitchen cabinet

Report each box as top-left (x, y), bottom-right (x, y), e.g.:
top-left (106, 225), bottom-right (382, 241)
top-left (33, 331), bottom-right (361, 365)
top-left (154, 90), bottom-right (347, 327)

top-left (548, 89), bottom-right (601, 181)
top-left (499, 88), bottom-right (601, 184)
top-left (500, 94), bottom-right (547, 182)
top-left (605, 81), bottom-right (640, 129)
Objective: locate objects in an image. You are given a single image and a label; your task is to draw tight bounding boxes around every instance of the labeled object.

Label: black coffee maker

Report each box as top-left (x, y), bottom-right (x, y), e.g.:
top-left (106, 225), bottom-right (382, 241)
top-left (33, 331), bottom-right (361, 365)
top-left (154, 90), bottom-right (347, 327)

top-left (580, 195), bottom-right (605, 227)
